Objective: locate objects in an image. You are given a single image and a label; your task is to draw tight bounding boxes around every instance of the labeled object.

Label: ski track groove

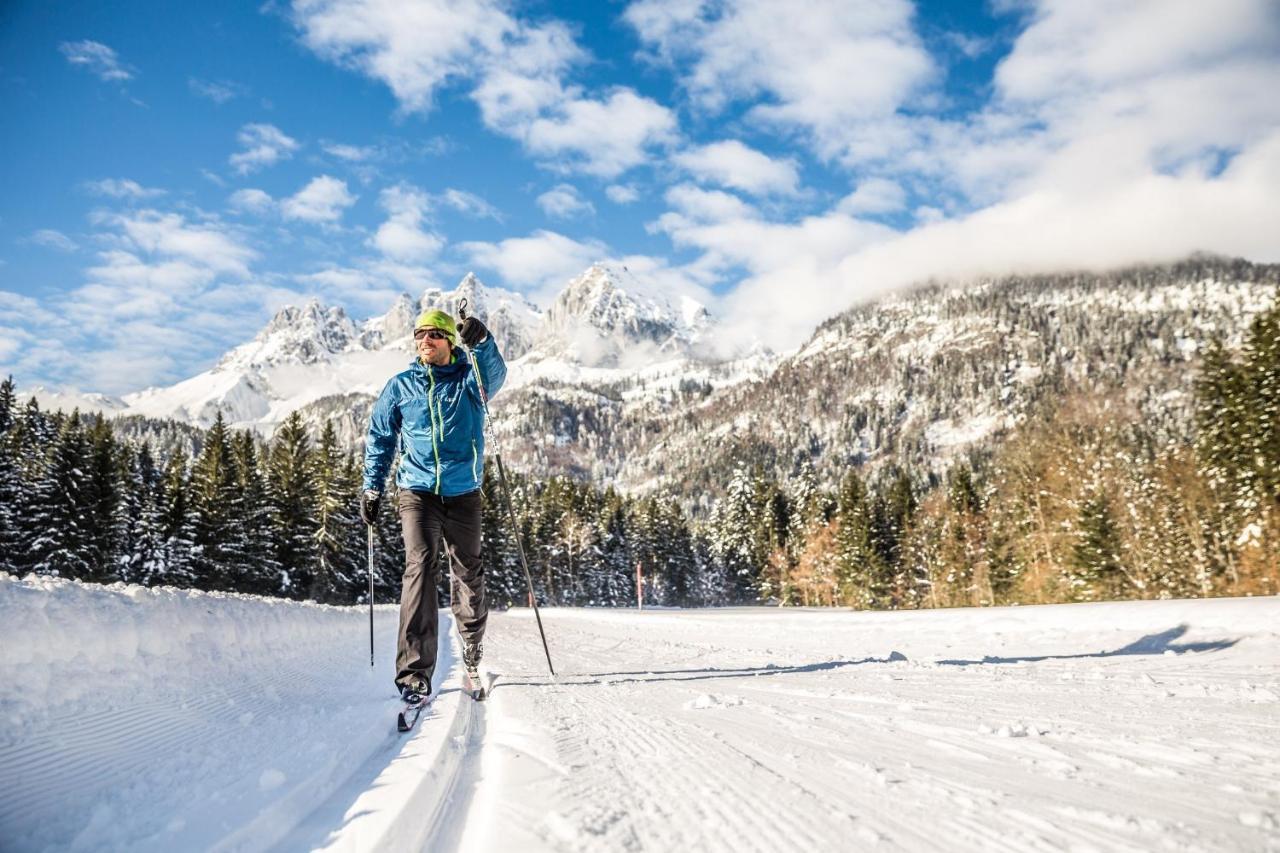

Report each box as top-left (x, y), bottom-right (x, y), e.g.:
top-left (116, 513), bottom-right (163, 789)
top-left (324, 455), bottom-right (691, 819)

top-left (477, 606), bottom-right (1280, 853)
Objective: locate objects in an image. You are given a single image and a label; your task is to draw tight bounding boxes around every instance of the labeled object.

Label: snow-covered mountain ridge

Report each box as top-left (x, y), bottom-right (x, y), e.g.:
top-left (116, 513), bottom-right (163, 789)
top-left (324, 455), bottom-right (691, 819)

top-left (51, 263), bottom-right (716, 434)
top-left (26, 256), bottom-right (1280, 502)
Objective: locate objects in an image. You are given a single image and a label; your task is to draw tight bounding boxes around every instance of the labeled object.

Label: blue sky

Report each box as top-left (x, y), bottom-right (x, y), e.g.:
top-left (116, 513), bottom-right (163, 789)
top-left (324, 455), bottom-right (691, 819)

top-left (2, 0), bottom-right (1278, 394)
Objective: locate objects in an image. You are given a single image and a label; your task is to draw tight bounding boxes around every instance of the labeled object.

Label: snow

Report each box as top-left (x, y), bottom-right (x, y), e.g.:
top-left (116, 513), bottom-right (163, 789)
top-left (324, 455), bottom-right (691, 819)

top-left (3, 575), bottom-right (1278, 852)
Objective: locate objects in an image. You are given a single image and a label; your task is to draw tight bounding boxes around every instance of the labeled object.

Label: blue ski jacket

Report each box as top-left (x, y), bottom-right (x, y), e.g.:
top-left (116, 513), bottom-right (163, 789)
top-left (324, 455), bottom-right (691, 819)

top-left (363, 337), bottom-right (507, 496)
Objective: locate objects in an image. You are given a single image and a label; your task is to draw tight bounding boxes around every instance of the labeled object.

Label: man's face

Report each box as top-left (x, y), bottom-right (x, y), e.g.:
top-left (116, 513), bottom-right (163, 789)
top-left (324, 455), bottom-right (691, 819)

top-left (415, 327), bottom-right (452, 365)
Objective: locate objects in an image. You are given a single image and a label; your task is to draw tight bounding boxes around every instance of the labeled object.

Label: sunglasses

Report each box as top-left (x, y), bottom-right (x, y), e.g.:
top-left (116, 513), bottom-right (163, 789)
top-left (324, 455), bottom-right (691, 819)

top-left (414, 328), bottom-right (450, 341)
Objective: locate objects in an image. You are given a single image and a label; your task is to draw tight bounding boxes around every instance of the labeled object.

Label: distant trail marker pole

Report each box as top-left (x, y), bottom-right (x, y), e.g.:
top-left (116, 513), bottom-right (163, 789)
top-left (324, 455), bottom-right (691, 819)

top-left (637, 561), bottom-right (644, 611)
top-left (367, 525), bottom-right (375, 668)
top-left (457, 298), bottom-right (556, 678)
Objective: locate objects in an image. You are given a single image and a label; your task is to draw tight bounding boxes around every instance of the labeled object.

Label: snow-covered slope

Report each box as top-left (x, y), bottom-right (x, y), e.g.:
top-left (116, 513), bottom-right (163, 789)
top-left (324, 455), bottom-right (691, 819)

top-left (3, 573), bottom-right (1278, 852)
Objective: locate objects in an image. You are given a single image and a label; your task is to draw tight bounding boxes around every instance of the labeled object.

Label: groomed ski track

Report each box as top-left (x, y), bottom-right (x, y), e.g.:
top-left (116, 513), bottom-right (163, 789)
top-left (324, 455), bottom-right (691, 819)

top-left (2, 575), bottom-right (1278, 852)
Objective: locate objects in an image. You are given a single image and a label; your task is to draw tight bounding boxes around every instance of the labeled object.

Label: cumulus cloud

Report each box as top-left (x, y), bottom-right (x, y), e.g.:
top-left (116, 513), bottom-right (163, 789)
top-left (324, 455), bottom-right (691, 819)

top-left (228, 188), bottom-right (275, 214)
top-left (486, 84), bottom-right (678, 177)
top-left (290, 0), bottom-right (514, 113)
top-left (59, 40), bottom-right (134, 82)
top-left (536, 184), bottom-right (595, 219)
top-left (230, 123), bottom-right (300, 174)
top-left (460, 229), bottom-right (607, 295)
top-left (291, 0), bottom-right (676, 176)
top-left (280, 175), bottom-right (357, 223)
top-left (606, 184), bottom-right (640, 204)
top-left (84, 178), bottom-right (166, 199)
top-left (100, 209), bottom-right (257, 275)
top-left (369, 183), bottom-right (442, 261)
top-left (673, 140), bottom-right (801, 196)
top-left (626, 0), bottom-right (933, 159)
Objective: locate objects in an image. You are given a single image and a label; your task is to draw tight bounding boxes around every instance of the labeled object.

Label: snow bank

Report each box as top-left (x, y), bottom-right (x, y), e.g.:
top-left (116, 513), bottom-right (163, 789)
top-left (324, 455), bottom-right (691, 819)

top-left (0, 573), bottom-right (466, 853)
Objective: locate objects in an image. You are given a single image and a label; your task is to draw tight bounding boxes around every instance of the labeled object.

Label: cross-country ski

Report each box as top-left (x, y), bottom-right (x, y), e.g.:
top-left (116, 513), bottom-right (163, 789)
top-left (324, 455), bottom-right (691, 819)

top-left (397, 691), bottom-right (432, 732)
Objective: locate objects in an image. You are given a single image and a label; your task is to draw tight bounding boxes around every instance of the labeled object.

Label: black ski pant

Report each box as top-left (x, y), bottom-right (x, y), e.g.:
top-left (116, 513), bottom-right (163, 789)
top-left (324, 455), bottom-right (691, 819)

top-left (395, 488), bottom-right (487, 692)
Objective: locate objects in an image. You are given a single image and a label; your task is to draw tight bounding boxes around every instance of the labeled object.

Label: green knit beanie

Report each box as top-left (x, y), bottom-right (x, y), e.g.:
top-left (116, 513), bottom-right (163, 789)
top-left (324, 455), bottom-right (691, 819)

top-left (414, 309), bottom-right (457, 343)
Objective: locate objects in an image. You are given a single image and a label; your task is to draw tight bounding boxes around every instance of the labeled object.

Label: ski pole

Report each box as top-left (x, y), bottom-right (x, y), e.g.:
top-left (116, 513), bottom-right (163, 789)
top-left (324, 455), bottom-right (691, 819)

top-left (457, 299), bottom-right (556, 677)
top-left (367, 524), bottom-right (375, 668)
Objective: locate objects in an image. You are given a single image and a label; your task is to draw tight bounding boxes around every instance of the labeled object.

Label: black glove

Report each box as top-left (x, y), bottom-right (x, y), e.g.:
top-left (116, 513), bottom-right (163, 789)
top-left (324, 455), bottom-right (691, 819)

top-left (360, 490), bottom-right (382, 526)
top-left (458, 316), bottom-right (488, 347)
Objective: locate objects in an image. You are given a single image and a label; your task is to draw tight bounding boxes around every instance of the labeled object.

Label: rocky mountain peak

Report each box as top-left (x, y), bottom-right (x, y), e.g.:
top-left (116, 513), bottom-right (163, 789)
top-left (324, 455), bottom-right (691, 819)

top-left (220, 299), bottom-right (357, 370)
top-left (542, 263), bottom-right (711, 364)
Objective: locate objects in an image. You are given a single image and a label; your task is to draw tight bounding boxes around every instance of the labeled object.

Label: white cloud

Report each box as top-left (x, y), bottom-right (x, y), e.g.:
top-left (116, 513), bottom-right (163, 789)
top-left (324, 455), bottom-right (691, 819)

top-left (673, 140), bottom-right (800, 196)
top-left (439, 188), bottom-right (502, 220)
top-left (102, 209), bottom-right (257, 275)
top-left (228, 188), bottom-right (275, 214)
top-left (369, 183), bottom-right (442, 261)
top-left (291, 1), bottom-right (676, 176)
top-left (188, 78), bottom-right (245, 103)
top-left (626, 0), bottom-right (933, 159)
top-left (606, 184), bottom-right (640, 204)
top-left (25, 229), bottom-right (79, 252)
top-left (281, 175), bottom-right (357, 224)
top-left (661, 183), bottom-right (756, 223)
top-left (489, 85), bottom-right (678, 177)
top-left (536, 184), bottom-right (595, 219)
top-left (863, 0), bottom-right (1280, 206)
top-left (717, 131), bottom-right (1280, 349)
top-left (837, 178), bottom-right (906, 215)
top-left (290, 0), bottom-right (515, 113)
top-left (4, 208), bottom-right (270, 393)
top-left (59, 40), bottom-right (134, 82)
top-left (460, 229), bottom-right (607, 295)
top-left (322, 142), bottom-right (377, 161)
top-left (84, 178), bottom-right (166, 199)
top-left (230, 123), bottom-right (300, 174)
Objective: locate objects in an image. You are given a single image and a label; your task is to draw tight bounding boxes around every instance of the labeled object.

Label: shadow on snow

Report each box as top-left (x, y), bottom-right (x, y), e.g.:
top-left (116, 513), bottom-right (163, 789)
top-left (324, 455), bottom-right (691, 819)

top-left (498, 624), bottom-right (1238, 690)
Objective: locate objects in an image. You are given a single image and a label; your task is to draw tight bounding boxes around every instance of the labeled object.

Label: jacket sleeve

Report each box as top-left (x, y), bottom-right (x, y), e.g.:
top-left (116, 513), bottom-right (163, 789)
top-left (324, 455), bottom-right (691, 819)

top-left (363, 377), bottom-right (402, 492)
top-left (469, 334), bottom-right (507, 400)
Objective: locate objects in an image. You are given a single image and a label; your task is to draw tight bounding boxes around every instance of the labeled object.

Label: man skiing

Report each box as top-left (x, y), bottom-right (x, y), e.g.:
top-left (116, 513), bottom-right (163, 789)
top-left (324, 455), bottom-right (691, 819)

top-left (360, 308), bottom-right (506, 706)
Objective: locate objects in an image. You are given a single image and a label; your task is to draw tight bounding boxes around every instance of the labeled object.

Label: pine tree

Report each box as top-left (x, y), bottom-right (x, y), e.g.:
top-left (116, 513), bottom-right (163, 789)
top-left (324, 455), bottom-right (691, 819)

top-left (24, 411), bottom-right (92, 579)
top-left (230, 431), bottom-right (283, 595)
top-left (154, 448), bottom-right (197, 588)
top-left (118, 443), bottom-right (163, 585)
top-left (311, 421), bottom-right (359, 603)
top-left (1071, 489), bottom-right (1126, 600)
top-left (0, 376), bottom-right (15, 434)
top-left (0, 378), bottom-right (21, 573)
top-left (188, 412), bottom-right (239, 590)
top-left (267, 411), bottom-right (318, 599)
top-left (84, 414), bottom-right (125, 582)
top-left (833, 469), bottom-right (886, 608)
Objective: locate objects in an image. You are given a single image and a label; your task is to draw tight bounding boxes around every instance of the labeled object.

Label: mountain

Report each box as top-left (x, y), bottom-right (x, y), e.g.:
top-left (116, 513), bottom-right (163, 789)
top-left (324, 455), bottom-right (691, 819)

top-left (117, 273), bottom-right (546, 435)
top-left (538, 264), bottom-right (712, 365)
top-left (22, 256), bottom-right (1280, 509)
